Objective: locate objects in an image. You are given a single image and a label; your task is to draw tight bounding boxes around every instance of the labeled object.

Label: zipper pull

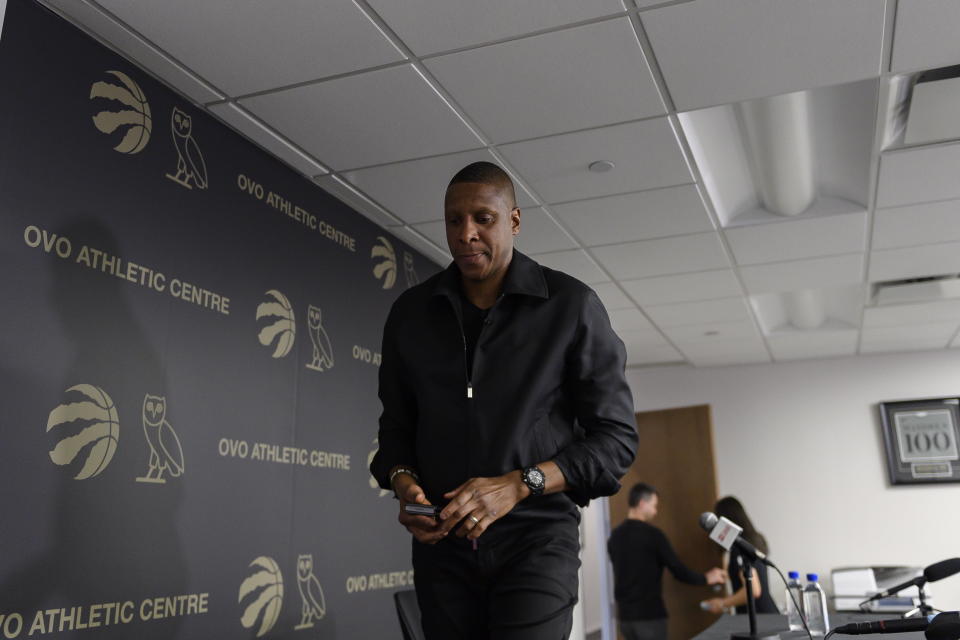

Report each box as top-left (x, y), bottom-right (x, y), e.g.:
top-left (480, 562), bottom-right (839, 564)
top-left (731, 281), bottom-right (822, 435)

top-left (466, 383), bottom-right (473, 399)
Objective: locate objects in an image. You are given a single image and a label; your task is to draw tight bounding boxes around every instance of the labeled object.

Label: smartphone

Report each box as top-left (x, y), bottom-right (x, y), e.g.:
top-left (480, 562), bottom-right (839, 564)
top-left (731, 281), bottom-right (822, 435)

top-left (404, 504), bottom-right (440, 519)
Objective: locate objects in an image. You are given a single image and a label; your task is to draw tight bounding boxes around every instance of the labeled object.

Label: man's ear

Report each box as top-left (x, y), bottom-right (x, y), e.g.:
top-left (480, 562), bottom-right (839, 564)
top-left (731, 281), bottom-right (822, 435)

top-left (511, 208), bottom-right (521, 236)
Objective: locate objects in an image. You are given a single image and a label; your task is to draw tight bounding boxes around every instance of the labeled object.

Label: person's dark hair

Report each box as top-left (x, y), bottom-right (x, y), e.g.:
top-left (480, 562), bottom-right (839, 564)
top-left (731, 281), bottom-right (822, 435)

top-left (714, 496), bottom-right (768, 555)
top-left (447, 161), bottom-right (517, 209)
top-left (628, 482), bottom-right (657, 508)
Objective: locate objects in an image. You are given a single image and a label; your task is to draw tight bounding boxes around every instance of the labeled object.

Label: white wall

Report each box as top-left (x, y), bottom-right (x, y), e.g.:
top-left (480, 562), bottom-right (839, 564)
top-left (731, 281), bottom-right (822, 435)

top-left (616, 349), bottom-right (960, 612)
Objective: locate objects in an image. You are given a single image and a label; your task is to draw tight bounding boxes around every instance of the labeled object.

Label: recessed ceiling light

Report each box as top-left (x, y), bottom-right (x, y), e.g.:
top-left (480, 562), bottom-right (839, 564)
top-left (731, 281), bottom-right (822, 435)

top-left (588, 160), bottom-right (615, 173)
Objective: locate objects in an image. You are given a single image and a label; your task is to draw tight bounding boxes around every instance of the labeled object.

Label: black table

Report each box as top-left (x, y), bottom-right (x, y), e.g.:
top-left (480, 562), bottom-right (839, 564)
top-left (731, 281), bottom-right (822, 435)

top-left (693, 612), bottom-right (926, 639)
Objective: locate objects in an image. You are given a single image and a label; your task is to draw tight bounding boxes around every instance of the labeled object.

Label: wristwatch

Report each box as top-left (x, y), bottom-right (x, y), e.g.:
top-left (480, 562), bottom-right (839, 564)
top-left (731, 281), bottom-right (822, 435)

top-left (521, 466), bottom-right (546, 497)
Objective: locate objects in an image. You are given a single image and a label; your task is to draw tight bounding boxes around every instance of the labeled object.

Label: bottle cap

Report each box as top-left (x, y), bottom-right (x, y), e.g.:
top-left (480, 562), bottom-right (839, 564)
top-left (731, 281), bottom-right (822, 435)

top-left (806, 573), bottom-right (818, 582)
top-left (788, 571), bottom-right (799, 579)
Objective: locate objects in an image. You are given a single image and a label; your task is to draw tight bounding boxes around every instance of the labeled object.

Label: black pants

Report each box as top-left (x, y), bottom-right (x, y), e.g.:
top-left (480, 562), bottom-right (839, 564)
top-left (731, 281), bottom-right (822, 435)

top-left (619, 618), bottom-right (668, 640)
top-left (412, 521), bottom-right (580, 640)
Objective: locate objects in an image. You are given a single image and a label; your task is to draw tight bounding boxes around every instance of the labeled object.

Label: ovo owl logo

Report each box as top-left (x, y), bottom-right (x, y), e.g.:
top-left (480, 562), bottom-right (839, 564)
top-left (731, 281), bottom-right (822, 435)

top-left (256, 290), bottom-right (296, 358)
top-left (239, 556), bottom-right (284, 637)
top-left (403, 252), bottom-right (420, 288)
top-left (305, 304), bottom-right (334, 373)
top-left (371, 236), bottom-right (397, 290)
top-left (90, 70), bottom-right (152, 154)
top-left (165, 107), bottom-right (208, 190)
top-left (135, 394), bottom-right (185, 484)
top-left (294, 554), bottom-right (326, 629)
top-left (46, 384), bottom-right (119, 480)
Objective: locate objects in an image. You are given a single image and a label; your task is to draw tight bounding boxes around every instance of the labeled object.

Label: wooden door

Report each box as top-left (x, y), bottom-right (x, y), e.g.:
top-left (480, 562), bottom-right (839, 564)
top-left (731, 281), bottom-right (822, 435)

top-left (608, 405), bottom-right (722, 640)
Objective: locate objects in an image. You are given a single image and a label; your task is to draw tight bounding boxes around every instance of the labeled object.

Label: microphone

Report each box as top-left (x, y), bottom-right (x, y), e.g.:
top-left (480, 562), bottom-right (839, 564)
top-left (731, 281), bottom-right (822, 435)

top-left (831, 612), bottom-right (959, 637)
top-left (927, 612), bottom-right (960, 640)
top-left (861, 558), bottom-right (960, 604)
top-left (926, 558), bottom-right (960, 582)
top-left (832, 615), bottom-right (936, 634)
top-left (698, 512), bottom-right (769, 565)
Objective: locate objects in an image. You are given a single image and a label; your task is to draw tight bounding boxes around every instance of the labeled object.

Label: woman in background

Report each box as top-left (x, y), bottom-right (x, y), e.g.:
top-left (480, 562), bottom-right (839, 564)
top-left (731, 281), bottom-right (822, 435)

top-left (703, 496), bottom-right (779, 615)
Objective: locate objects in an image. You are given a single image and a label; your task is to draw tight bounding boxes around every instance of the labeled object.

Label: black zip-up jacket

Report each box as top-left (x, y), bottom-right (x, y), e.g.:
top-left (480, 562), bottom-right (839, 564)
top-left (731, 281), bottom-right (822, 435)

top-left (370, 250), bottom-right (638, 535)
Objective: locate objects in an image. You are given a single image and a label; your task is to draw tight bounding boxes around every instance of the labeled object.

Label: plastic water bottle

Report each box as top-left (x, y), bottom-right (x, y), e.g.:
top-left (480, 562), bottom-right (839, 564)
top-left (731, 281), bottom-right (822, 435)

top-left (802, 573), bottom-right (830, 636)
top-left (785, 571), bottom-right (805, 631)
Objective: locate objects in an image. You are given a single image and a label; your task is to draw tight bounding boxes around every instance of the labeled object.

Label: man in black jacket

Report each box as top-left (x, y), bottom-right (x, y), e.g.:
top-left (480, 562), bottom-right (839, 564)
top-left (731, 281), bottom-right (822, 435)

top-left (607, 483), bottom-right (725, 640)
top-left (370, 161), bottom-right (638, 640)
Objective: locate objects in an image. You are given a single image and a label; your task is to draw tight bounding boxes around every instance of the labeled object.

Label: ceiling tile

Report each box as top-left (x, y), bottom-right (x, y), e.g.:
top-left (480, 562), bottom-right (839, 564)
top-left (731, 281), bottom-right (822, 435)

top-left (97, 0), bottom-right (405, 96)
top-left (860, 323), bottom-right (957, 354)
top-left (869, 241), bottom-right (960, 282)
top-left (497, 119), bottom-right (692, 204)
top-left (621, 269), bottom-right (742, 306)
top-left (739, 254), bottom-right (864, 295)
top-left (551, 185), bottom-right (713, 247)
top-left (642, 0), bottom-right (885, 111)
top-left (367, 0), bottom-right (626, 56)
top-left (677, 337), bottom-right (771, 367)
top-left (515, 209), bottom-right (579, 255)
top-left (240, 65), bottom-right (483, 171)
top-left (873, 199), bottom-right (960, 250)
top-left (591, 282), bottom-right (635, 311)
top-left (615, 328), bottom-right (684, 366)
top-left (877, 143), bottom-right (960, 209)
top-left (725, 212), bottom-right (867, 266)
top-left (661, 320), bottom-right (760, 344)
top-left (644, 297), bottom-right (753, 328)
top-left (618, 328), bottom-right (671, 350)
top-left (627, 342), bottom-right (686, 367)
top-left (609, 308), bottom-right (654, 333)
top-left (313, 174), bottom-right (402, 228)
top-left (591, 233), bottom-right (729, 280)
top-left (208, 103), bottom-right (328, 176)
top-left (425, 19), bottom-right (664, 143)
top-left (410, 220), bottom-right (447, 250)
top-left (891, 0), bottom-right (960, 73)
top-left (863, 300), bottom-right (960, 328)
top-left (531, 249), bottom-right (607, 284)
top-left (341, 149), bottom-right (537, 225)
top-left (767, 330), bottom-right (858, 361)
top-left (45, 0), bottom-right (224, 103)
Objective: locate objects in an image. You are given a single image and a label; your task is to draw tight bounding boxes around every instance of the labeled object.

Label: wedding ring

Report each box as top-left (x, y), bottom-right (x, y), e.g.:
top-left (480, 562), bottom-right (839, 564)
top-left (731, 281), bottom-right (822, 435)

top-left (469, 515), bottom-right (480, 525)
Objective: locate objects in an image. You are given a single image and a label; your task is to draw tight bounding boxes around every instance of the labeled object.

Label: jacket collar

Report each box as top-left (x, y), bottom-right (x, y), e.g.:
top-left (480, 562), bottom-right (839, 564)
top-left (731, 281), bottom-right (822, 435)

top-left (432, 249), bottom-right (549, 300)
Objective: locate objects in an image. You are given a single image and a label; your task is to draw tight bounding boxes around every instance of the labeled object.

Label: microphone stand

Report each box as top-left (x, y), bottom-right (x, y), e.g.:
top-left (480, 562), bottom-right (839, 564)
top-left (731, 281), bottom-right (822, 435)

top-left (905, 583), bottom-right (939, 619)
top-left (730, 554), bottom-right (779, 640)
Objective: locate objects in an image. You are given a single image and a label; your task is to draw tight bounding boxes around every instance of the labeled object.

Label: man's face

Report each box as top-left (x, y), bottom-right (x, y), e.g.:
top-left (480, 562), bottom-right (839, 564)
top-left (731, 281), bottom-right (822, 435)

top-left (640, 494), bottom-right (658, 519)
top-left (444, 182), bottom-right (519, 283)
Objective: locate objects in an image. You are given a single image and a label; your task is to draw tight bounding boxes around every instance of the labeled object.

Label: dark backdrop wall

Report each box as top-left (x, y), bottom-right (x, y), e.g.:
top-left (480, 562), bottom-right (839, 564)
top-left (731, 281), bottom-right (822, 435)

top-left (0, 1), bottom-right (440, 637)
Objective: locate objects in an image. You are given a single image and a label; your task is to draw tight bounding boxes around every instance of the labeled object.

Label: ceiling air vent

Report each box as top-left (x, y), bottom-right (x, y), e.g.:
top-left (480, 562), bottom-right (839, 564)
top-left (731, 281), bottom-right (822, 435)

top-left (904, 64), bottom-right (960, 145)
top-left (873, 274), bottom-right (960, 306)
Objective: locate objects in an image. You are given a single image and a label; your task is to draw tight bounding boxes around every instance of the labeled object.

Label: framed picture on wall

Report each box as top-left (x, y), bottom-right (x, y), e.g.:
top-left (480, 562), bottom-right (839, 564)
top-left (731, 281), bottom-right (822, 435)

top-left (879, 398), bottom-right (960, 485)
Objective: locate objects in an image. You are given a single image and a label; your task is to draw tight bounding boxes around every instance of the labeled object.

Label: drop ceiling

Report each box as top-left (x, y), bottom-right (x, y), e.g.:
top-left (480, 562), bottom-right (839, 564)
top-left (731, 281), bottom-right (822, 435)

top-left (35, 0), bottom-right (960, 367)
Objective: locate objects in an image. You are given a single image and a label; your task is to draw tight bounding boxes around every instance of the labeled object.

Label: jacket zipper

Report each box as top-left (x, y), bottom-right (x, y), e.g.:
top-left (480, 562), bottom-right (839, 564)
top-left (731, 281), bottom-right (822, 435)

top-left (455, 293), bottom-right (503, 399)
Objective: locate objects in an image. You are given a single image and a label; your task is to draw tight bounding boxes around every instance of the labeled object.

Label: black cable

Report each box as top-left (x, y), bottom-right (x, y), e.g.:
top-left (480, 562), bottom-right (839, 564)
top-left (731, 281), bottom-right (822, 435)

top-left (768, 562), bottom-right (814, 640)
top-left (824, 631), bottom-right (836, 640)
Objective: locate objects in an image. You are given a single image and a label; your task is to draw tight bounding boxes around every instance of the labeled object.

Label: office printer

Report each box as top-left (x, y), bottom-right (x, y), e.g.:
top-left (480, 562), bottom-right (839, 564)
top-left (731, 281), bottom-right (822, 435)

top-left (832, 566), bottom-right (926, 613)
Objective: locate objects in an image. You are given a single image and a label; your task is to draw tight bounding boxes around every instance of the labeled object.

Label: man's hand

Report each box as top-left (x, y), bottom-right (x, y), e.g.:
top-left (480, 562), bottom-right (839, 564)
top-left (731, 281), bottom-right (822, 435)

top-left (705, 567), bottom-right (727, 586)
top-left (394, 474), bottom-right (445, 544)
top-left (704, 597), bottom-right (726, 614)
top-left (439, 471), bottom-right (528, 541)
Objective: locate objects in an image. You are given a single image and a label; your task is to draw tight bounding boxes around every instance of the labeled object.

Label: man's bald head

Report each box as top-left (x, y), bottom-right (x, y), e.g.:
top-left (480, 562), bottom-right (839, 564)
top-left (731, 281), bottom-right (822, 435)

top-left (447, 161), bottom-right (517, 210)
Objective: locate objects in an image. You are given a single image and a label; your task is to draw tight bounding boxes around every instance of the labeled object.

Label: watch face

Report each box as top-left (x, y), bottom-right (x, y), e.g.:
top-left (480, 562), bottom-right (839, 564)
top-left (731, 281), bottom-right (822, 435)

top-left (525, 467), bottom-right (544, 487)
